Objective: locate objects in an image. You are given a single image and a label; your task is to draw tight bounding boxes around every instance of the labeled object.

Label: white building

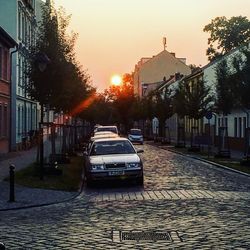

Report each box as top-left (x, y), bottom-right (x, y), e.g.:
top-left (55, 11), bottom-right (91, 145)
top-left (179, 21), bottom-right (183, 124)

top-left (202, 45), bottom-right (250, 151)
top-left (0, 0), bottom-right (44, 150)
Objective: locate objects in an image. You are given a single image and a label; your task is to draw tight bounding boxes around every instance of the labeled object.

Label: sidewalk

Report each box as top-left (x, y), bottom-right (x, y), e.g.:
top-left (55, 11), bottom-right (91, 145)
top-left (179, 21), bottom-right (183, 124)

top-left (0, 147), bottom-right (37, 181)
top-left (149, 141), bottom-right (250, 177)
top-left (0, 147), bottom-right (78, 211)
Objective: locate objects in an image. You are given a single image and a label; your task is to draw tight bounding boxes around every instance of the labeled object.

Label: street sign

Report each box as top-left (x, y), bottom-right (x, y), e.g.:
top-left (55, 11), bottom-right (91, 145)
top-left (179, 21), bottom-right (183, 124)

top-left (205, 111), bottom-right (213, 120)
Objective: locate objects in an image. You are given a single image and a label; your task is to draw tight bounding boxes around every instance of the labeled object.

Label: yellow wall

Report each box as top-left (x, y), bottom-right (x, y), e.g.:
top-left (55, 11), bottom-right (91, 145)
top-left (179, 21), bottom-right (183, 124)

top-left (134, 50), bottom-right (191, 96)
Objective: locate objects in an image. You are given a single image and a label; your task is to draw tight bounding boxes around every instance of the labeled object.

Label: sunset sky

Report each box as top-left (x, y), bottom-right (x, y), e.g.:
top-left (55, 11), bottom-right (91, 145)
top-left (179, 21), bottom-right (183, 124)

top-left (54, 0), bottom-right (250, 91)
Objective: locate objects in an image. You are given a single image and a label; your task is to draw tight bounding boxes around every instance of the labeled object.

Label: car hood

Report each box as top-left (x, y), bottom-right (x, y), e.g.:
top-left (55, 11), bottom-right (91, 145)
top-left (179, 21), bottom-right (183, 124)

top-left (90, 154), bottom-right (140, 164)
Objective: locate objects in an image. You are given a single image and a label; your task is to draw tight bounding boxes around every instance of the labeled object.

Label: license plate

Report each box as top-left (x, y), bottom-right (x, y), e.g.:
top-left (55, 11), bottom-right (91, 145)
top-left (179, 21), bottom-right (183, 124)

top-left (108, 171), bottom-right (124, 176)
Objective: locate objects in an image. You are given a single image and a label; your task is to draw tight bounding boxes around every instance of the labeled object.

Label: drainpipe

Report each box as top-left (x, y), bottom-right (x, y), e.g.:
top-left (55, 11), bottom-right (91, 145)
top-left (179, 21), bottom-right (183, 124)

top-left (9, 45), bottom-right (19, 152)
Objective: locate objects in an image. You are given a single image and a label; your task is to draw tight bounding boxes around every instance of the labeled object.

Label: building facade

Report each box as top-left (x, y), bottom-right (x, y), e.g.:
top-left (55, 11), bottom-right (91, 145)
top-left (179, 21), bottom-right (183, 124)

top-left (0, 27), bottom-right (17, 154)
top-left (0, 0), bottom-right (44, 151)
top-left (133, 49), bottom-right (191, 97)
top-left (202, 46), bottom-right (249, 151)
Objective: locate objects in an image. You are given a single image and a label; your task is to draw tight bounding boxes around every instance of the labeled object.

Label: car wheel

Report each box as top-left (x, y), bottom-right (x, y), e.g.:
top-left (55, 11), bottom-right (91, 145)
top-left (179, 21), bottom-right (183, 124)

top-left (137, 175), bottom-right (144, 186)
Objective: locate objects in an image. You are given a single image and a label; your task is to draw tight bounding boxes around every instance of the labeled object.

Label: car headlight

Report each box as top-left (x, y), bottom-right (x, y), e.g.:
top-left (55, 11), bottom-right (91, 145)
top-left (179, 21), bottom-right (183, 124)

top-left (126, 163), bottom-right (141, 169)
top-left (91, 164), bottom-right (105, 170)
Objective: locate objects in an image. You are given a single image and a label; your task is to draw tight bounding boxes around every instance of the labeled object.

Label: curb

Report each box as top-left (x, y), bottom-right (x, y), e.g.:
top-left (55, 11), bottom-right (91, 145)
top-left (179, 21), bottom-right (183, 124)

top-left (152, 144), bottom-right (250, 178)
top-left (0, 179), bottom-right (85, 212)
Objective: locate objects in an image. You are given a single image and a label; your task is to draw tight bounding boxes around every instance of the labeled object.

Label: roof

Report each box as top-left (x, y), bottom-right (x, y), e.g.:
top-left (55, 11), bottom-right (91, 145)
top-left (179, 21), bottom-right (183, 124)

top-left (0, 27), bottom-right (17, 48)
top-left (90, 134), bottom-right (119, 141)
top-left (202, 43), bottom-right (250, 70)
top-left (92, 137), bottom-right (128, 143)
top-left (156, 73), bottom-right (184, 92)
top-left (139, 50), bottom-right (188, 69)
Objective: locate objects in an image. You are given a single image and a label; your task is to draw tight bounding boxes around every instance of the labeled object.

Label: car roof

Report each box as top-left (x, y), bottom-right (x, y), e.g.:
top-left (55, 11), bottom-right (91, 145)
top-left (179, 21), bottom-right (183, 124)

top-left (92, 137), bottom-right (128, 143)
top-left (98, 125), bottom-right (117, 128)
top-left (94, 131), bottom-right (116, 135)
top-left (130, 128), bottom-right (141, 131)
top-left (91, 134), bottom-right (119, 141)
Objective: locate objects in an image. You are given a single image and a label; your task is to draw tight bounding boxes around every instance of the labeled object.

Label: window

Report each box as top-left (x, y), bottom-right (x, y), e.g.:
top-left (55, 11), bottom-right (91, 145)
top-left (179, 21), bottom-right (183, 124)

top-left (3, 50), bottom-right (8, 80)
top-left (224, 117), bottom-right (228, 128)
top-left (3, 105), bottom-right (8, 137)
top-left (234, 117), bottom-right (237, 138)
top-left (0, 48), bottom-right (9, 81)
top-left (0, 47), bottom-right (2, 78)
top-left (0, 104), bottom-right (2, 137)
top-left (22, 14), bottom-right (25, 41)
top-left (239, 117), bottom-right (242, 138)
top-left (18, 5), bottom-right (22, 39)
top-left (18, 106), bottom-right (21, 135)
top-left (243, 117), bottom-right (247, 137)
top-left (18, 55), bottom-right (22, 86)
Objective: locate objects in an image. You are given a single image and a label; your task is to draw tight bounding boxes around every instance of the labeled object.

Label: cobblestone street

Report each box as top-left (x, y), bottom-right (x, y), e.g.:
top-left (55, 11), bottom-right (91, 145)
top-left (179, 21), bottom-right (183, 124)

top-left (0, 143), bottom-right (250, 249)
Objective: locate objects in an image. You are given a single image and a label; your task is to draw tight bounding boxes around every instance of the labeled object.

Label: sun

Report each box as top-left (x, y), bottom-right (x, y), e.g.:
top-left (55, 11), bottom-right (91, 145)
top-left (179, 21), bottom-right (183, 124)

top-left (111, 75), bottom-right (122, 86)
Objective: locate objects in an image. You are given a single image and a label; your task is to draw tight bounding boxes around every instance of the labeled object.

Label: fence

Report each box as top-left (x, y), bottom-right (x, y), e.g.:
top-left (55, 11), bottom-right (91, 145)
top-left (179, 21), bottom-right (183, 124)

top-left (38, 123), bottom-right (91, 164)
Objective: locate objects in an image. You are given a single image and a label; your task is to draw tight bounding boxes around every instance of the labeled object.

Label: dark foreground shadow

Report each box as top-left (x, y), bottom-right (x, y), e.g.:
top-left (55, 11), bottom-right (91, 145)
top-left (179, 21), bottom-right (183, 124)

top-left (84, 179), bottom-right (144, 193)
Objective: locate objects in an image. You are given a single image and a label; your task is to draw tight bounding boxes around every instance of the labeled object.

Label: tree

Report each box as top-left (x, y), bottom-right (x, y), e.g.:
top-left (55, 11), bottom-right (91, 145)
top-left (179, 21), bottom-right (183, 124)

top-left (173, 79), bottom-right (213, 119)
top-left (82, 73), bottom-right (136, 133)
top-left (215, 47), bottom-right (250, 127)
top-left (80, 92), bottom-right (113, 125)
top-left (151, 87), bottom-right (173, 136)
top-left (203, 16), bottom-right (250, 61)
top-left (231, 48), bottom-right (250, 110)
top-left (28, 3), bottom-right (91, 115)
top-left (215, 59), bottom-right (238, 115)
top-left (105, 76), bottom-right (135, 133)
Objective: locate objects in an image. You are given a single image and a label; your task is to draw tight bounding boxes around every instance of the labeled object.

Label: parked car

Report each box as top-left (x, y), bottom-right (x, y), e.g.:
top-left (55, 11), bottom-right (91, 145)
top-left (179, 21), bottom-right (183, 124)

top-left (95, 125), bottom-right (119, 135)
top-left (84, 137), bottom-right (144, 186)
top-left (93, 131), bottom-right (118, 137)
top-left (93, 124), bottom-right (102, 133)
top-left (84, 131), bottom-right (119, 158)
top-left (128, 128), bottom-right (143, 144)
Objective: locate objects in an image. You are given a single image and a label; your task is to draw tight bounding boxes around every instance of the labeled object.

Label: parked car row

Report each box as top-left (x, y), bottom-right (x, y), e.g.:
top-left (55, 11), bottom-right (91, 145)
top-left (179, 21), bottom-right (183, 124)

top-left (83, 126), bottom-right (144, 187)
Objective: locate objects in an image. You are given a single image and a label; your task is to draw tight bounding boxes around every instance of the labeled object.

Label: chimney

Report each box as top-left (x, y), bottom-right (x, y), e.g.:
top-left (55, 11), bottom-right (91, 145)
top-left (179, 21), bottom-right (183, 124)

top-left (170, 52), bottom-right (175, 57)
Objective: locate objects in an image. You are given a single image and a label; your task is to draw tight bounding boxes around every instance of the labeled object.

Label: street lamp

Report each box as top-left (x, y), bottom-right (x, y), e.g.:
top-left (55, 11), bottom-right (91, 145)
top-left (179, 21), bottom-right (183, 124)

top-left (35, 52), bottom-right (50, 180)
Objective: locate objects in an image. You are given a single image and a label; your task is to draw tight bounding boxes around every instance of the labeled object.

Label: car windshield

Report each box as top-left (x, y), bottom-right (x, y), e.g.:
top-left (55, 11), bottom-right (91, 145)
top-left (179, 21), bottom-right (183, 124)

top-left (130, 129), bottom-right (142, 135)
top-left (96, 127), bottom-right (118, 134)
top-left (90, 140), bottom-right (135, 155)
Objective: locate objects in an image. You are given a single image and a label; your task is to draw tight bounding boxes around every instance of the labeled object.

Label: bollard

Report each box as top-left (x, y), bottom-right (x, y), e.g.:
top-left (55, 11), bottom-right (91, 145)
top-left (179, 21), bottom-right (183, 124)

top-left (9, 164), bottom-right (15, 202)
top-left (0, 242), bottom-right (5, 250)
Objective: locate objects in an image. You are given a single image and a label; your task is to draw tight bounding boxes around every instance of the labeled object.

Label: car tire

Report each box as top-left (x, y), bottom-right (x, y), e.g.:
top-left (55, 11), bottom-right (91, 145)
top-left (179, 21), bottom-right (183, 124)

top-left (137, 175), bottom-right (144, 186)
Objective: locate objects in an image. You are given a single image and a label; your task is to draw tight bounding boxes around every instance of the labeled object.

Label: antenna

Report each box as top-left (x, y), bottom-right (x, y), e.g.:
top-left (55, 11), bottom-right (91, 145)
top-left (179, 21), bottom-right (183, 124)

top-left (163, 37), bottom-right (166, 50)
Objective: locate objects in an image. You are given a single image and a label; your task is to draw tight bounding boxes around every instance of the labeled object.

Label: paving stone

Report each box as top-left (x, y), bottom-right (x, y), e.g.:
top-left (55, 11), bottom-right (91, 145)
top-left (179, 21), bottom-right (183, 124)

top-left (0, 143), bottom-right (249, 248)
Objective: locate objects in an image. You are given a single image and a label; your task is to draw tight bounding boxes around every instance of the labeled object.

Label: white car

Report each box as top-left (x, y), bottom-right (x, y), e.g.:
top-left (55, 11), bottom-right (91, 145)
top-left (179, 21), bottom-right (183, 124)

top-left (128, 129), bottom-right (143, 145)
top-left (95, 125), bottom-right (119, 135)
top-left (84, 137), bottom-right (144, 186)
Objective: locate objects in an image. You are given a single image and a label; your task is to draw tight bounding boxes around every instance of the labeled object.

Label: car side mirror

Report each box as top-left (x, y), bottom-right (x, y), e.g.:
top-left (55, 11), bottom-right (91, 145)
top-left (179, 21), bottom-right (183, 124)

top-left (137, 149), bottom-right (144, 153)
